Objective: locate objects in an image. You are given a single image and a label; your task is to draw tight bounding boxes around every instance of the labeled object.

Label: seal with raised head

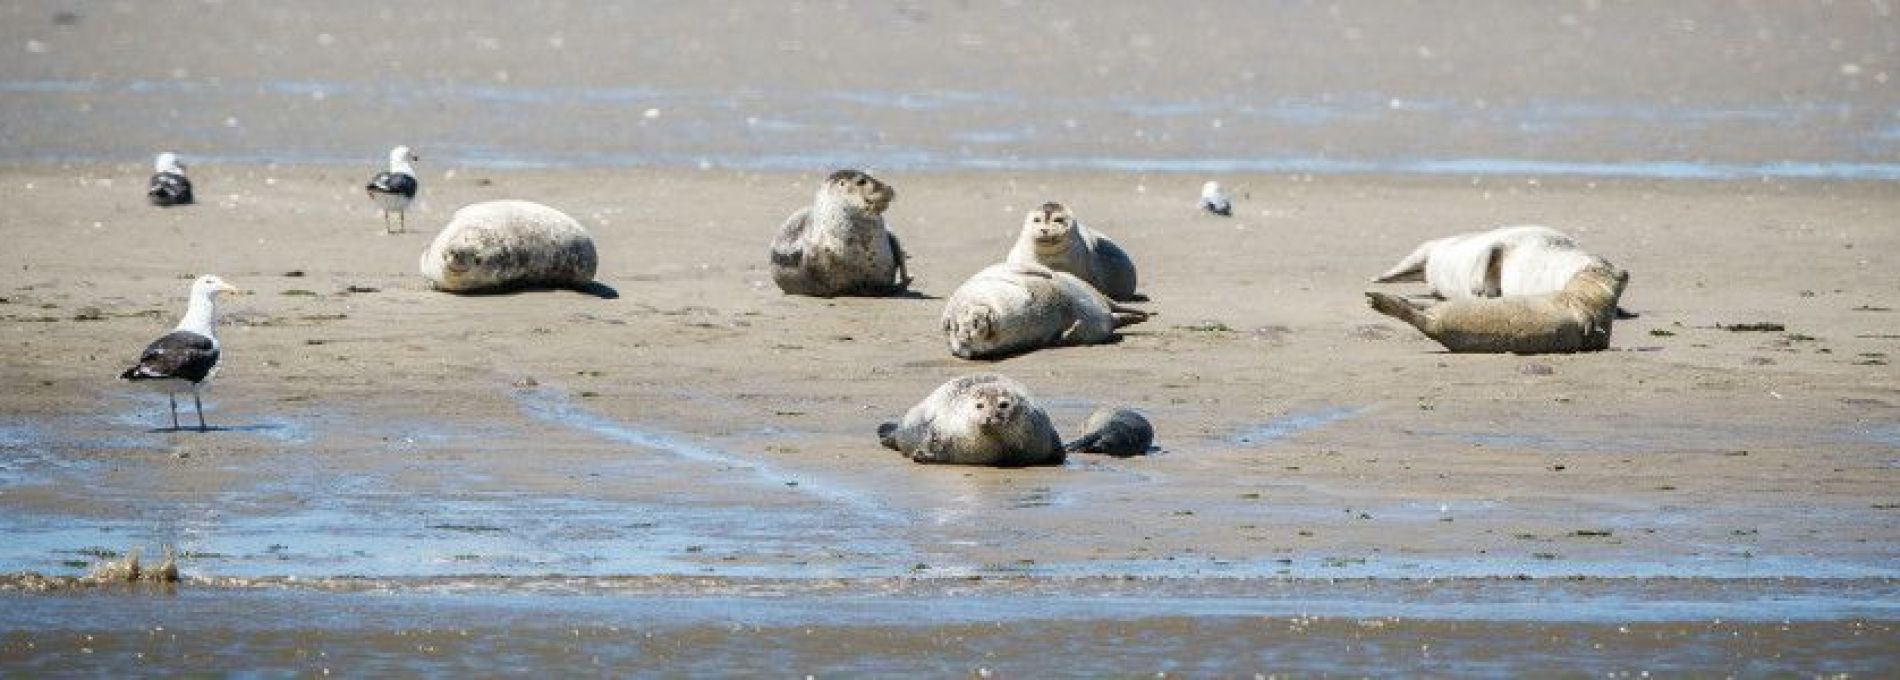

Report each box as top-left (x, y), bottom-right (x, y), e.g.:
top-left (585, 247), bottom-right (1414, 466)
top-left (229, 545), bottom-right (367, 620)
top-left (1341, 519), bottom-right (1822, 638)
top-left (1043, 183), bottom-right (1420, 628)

top-left (877, 374), bottom-right (1064, 466)
top-left (1372, 225), bottom-right (1608, 300)
top-left (420, 200), bottom-right (598, 293)
top-left (1005, 202), bottom-right (1140, 301)
top-left (1065, 407), bottom-right (1154, 456)
top-left (941, 262), bottom-right (1151, 360)
top-left (769, 169), bottom-right (911, 297)
top-left (1366, 255), bottom-right (1629, 354)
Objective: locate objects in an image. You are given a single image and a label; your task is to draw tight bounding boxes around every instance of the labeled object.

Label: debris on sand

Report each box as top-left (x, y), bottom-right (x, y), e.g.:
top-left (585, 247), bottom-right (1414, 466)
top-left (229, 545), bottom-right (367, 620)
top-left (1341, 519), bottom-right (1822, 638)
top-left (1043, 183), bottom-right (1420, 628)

top-left (1719, 322), bottom-right (1786, 332)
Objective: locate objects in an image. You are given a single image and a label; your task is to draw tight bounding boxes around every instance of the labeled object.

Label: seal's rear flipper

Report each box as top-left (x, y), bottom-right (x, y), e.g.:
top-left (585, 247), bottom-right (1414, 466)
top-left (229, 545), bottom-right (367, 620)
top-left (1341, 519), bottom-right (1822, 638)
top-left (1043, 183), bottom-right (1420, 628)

top-left (1063, 433), bottom-right (1102, 453)
top-left (1108, 301), bottom-right (1152, 329)
top-left (1372, 238), bottom-right (1440, 283)
top-left (1366, 291), bottom-right (1427, 329)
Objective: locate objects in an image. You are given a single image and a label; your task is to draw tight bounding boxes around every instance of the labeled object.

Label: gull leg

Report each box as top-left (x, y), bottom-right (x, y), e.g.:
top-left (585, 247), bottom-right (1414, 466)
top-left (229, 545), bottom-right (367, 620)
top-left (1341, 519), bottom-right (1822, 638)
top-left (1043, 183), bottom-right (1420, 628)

top-left (193, 388), bottom-right (207, 432)
top-left (168, 392), bottom-right (179, 430)
top-left (397, 210), bottom-right (406, 234)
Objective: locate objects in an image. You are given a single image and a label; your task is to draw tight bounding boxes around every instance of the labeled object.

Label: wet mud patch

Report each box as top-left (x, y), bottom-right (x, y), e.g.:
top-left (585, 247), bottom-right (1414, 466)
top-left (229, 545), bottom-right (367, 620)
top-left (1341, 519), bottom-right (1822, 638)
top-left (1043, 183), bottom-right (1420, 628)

top-left (1229, 406), bottom-right (1368, 446)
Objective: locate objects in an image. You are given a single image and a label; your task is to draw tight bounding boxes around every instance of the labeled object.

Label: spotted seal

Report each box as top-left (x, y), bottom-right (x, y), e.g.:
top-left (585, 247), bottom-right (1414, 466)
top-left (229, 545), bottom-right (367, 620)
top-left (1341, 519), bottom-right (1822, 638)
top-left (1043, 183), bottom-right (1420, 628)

top-left (1366, 257), bottom-right (1629, 354)
top-left (1064, 407), bottom-right (1154, 456)
top-left (877, 374), bottom-right (1064, 466)
top-left (941, 262), bottom-right (1151, 360)
top-left (769, 169), bottom-right (912, 297)
top-left (1005, 202), bottom-right (1140, 301)
top-left (419, 200), bottom-right (598, 293)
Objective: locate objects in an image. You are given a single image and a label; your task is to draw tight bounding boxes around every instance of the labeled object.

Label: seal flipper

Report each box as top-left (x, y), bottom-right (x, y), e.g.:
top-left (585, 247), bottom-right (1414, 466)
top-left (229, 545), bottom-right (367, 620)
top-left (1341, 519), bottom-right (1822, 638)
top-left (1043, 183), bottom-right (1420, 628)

top-left (1063, 432), bottom-right (1103, 453)
top-left (1108, 301), bottom-right (1151, 329)
top-left (1366, 291), bottom-right (1433, 333)
top-left (1480, 243), bottom-right (1505, 297)
top-left (1372, 238), bottom-right (1439, 283)
top-left (885, 231), bottom-right (913, 291)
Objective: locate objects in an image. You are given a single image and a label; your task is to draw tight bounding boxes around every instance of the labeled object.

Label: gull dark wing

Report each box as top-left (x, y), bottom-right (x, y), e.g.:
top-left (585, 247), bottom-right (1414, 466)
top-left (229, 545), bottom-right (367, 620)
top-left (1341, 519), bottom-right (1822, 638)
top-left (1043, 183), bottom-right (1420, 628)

top-left (366, 172), bottom-right (419, 198)
top-left (148, 172), bottom-right (193, 206)
top-left (120, 331), bottom-right (219, 383)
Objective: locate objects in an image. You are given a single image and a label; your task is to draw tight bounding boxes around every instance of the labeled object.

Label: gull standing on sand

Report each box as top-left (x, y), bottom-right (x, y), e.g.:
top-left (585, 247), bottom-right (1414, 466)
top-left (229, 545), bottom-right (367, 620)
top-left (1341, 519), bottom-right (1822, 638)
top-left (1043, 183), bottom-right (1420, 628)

top-left (120, 275), bottom-right (240, 431)
top-left (1200, 180), bottom-right (1232, 216)
top-left (366, 145), bottom-right (420, 233)
top-left (147, 152), bottom-right (193, 207)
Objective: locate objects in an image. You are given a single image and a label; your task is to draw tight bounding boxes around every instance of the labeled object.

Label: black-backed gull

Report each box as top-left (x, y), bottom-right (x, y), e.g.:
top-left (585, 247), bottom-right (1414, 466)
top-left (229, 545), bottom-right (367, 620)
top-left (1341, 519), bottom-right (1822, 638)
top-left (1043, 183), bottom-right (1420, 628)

top-left (147, 152), bottom-right (193, 207)
top-left (366, 145), bottom-right (420, 233)
top-left (120, 275), bottom-right (239, 431)
top-left (1200, 180), bottom-right (1232, 216)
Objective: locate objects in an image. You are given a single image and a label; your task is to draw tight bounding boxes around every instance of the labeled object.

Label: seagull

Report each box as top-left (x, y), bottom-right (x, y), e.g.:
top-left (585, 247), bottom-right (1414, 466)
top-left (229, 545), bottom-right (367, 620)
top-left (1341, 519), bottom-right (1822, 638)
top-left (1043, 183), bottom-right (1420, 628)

top-left (1200, 180), bottom-right (1232, 216)
top-left (366, 145), bottom-right (420, 233)
top-left (147, 152), bottom-right (193, 207)
top-left (120, 275), bottom-right (240, 431)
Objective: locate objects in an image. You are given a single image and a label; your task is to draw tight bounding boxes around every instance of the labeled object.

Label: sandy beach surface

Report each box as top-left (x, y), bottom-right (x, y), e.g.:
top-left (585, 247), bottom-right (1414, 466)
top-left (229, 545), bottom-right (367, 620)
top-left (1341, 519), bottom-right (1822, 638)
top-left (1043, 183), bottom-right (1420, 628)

top-left (2, 1), bottom-right (1897, 675)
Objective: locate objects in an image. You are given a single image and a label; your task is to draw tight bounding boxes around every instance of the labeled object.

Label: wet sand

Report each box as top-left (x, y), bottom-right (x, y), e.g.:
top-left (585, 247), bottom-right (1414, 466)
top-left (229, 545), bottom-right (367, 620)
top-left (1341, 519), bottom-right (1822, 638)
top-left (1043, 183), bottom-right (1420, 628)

top-left (3, 0), bottom-right (1898, 674)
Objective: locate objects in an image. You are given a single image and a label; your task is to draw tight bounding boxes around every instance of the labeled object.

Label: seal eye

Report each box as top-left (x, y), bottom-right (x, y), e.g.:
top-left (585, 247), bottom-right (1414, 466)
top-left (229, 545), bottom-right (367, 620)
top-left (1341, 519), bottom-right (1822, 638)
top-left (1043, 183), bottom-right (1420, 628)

top-left (996, 400), bottom-right (1010, 411)
top-left (1031, 217), bottom-right (1042, 223)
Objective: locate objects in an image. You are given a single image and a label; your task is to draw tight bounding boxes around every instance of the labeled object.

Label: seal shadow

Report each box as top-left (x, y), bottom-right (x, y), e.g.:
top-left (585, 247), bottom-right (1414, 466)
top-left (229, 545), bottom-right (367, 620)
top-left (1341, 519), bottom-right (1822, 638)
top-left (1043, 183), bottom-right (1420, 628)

top-left (441, 282), bottom-right (621, 299)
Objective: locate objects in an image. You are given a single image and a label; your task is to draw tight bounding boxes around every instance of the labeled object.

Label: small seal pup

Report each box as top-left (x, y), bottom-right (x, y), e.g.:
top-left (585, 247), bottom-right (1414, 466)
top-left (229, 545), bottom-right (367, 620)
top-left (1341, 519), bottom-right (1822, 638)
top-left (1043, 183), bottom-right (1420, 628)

top-left (877, 374), bottom-right (1064, 466)
top-left (420, 200), bottom-right (598, 293)
top-left (769, 169), bottom-right (912, 297)
top-left (1065, 407), bottom-right (1154, 456)
top-left (1365, 257), bottom-right (1630, 354)
top-left (1005, 202), bottom-right (1140, 301)
top-left (1372, 225), bottom-right (1607, 300)
top-left (366, 145), bottom-right (420, 233)
top-left (120, 275), bottom-right (240, 431)
top-left (147, 152), bottom-right (193, 207)
top-left (941, 262), bottom-right (1151, 359)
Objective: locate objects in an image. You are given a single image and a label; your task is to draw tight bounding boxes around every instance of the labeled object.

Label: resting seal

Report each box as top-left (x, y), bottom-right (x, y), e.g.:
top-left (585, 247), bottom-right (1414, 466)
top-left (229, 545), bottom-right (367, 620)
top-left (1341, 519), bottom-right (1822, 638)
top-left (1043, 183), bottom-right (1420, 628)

top-left (1366, 256), bottom-right (1629, 354)
top-left (1065, 407), bottom-right (1154, 456)
top-left (941, 262), bottom-right (1151, 360)
top-left (1373, 225), bottom-right (1611, 300)
top-left (1005, 202), bottom-right (1140, 301)
top-left (877, 374), bottom-right (1064, 466)
top-left (420, 200), bottom-right (598, 293)
top-left (769, 169), bottom-right (912, 296)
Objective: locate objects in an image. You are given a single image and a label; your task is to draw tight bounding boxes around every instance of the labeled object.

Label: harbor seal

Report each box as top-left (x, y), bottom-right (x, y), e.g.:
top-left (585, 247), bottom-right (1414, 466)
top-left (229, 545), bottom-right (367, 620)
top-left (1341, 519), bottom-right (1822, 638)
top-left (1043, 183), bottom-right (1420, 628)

top-left (1005, 202), bottom-right (1140, 301)
top-left (1365, 256), bottom-right (1630, 354)
top-left (876, 374), bottom-right (1064, 466)
top-left (769, 169), bottom-right (912, 297)
top-left (1064, 407), bottom-right (1154, 456)
top-left (419, 200), bottom-right (598, 293)
top-left (941, 262), bottom-right (1151, 360)
top-left (1372, 225), bottom-right (1608, 300)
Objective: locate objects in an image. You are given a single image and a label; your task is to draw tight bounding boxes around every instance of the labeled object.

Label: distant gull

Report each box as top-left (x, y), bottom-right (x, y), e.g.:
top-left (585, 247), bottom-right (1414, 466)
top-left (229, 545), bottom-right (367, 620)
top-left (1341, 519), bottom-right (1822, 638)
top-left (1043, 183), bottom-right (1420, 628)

top-left (120, 275), bottom-right (240, 431)
top-left (1200, 180), bottom-right (1232, 216)
top-left (366, 145), bottom-right (420, 233)
top-left (147, 152), bottom-right (193, 207)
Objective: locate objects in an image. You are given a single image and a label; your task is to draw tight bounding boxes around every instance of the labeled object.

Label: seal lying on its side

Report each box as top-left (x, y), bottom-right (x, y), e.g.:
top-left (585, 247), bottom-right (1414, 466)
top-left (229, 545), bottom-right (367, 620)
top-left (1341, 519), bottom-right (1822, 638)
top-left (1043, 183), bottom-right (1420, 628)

top-left (1372, 225), bottom-right (1606, 300)
top-left (1065, 407), bottom-right (1154, 456)
top-left (877, 374), bottom-right (1064, 466)
top-left (420, 200), bottom-right (598, 293)
top-left (941, 262), bottom-right (1151, 360)
top-left (1005, 202), bottom-right (1140, 301)
top-left (769, 169), bottom-right (912, 297)
top-left (1366, 255), bottom-right (1629, 354)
